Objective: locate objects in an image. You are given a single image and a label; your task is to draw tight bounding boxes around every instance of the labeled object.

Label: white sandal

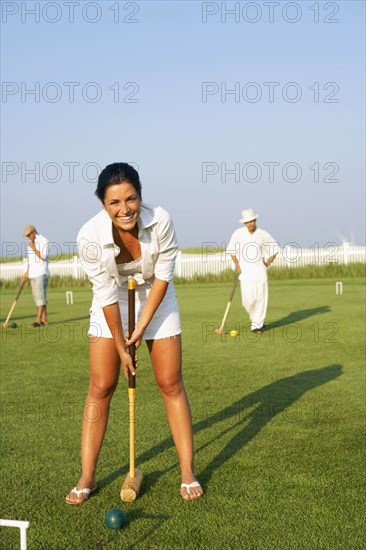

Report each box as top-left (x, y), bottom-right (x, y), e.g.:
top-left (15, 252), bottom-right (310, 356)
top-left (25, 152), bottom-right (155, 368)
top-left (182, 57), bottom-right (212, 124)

top-left (180, 481), bottom-right (203, 500)
top-left (66, 485), bottom-right (97, 505)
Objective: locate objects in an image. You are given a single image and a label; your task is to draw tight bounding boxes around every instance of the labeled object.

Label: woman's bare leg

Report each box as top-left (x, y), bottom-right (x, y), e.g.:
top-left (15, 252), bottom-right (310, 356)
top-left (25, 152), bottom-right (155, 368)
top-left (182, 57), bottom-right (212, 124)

top-left (147, 335), bottom-right (203, 500)
top-left (66, 337), bottom-right (120, 503)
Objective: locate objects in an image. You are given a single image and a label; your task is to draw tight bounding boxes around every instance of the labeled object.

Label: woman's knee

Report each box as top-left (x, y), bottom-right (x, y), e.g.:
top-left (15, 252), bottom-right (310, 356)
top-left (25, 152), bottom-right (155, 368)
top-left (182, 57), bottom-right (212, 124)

top-left (89, 378), bottom-right (118, 400)
top-left (88, 340), bottom-right (120, 399)
top-left (156, 376), bottom-right (183, 397)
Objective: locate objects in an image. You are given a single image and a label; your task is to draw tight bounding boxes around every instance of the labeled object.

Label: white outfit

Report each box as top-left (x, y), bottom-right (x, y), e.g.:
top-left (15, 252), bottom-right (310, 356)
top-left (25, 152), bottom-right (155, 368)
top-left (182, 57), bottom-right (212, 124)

top-left (227, 226), bottom-right (279, 330)
top-left (77, 204), bottom-right (181, 340)
top-left (24, 234), bottom-right (50, 278)
top-left (24, 233), bottom-right (50, 307)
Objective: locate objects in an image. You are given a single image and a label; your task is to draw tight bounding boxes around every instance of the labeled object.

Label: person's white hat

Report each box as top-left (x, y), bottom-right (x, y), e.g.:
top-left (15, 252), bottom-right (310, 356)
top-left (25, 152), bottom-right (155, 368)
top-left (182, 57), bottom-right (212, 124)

top-left (239, 208), bottom-right (258, 224)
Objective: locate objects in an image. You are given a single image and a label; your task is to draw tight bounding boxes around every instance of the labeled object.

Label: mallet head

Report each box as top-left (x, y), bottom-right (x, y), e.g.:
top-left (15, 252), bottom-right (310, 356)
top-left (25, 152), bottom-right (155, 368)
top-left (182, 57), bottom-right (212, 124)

top-left (120, 468), bottom-right (143, 503)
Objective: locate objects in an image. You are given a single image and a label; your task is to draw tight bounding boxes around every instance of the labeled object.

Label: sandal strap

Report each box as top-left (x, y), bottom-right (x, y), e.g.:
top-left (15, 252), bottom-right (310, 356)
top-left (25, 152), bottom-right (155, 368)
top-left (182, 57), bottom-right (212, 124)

top-left (70, 486), bottom-right (94, 497)
top-left (181, 481), bottom-right (201, 493)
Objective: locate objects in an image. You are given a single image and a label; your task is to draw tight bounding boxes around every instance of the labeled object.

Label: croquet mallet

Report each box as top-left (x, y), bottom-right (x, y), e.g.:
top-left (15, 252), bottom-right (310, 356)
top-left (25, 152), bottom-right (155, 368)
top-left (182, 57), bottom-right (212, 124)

top-left (2, 280), bottom-right (26, 328)
top-left (120, 276), bottom-right (143, 502)
top-left (215, 275), bottom-right (239, 335)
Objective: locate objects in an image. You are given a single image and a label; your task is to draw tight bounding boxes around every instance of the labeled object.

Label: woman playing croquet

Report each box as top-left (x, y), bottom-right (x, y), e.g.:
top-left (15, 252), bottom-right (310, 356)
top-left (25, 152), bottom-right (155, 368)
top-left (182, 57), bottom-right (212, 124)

top-left (66, 163), bottom-right (203, 504)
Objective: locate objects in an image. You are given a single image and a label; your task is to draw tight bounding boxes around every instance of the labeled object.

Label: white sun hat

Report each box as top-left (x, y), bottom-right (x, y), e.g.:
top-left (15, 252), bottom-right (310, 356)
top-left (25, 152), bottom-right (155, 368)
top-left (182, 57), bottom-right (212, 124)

top-left (239, 208), bottom-right (259, 224)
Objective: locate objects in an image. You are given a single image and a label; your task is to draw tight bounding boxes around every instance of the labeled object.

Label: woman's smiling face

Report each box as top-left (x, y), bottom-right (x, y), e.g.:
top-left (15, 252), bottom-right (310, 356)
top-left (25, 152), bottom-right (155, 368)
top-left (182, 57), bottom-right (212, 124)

top-left (103, 182), bottom-right (141, 232)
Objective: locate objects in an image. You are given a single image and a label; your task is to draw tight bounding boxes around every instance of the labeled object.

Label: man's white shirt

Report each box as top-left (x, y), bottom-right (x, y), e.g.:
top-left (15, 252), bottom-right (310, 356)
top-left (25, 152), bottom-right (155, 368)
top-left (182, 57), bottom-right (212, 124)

top-left (25, 234), bottom-right (50, 278)
top-left (226, 227), bottom-right (280, 281)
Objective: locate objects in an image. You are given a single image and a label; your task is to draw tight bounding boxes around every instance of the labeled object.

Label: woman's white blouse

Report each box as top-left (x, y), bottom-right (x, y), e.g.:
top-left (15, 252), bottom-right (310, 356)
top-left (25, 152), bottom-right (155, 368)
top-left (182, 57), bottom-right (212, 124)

top-left (77, 203), bottom-right (179, 308)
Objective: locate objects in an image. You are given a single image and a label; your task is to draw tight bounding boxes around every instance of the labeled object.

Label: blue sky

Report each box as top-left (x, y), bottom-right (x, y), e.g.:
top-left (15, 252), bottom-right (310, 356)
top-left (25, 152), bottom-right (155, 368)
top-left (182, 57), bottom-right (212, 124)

top-left (1, 1), bottom-right (365, 256)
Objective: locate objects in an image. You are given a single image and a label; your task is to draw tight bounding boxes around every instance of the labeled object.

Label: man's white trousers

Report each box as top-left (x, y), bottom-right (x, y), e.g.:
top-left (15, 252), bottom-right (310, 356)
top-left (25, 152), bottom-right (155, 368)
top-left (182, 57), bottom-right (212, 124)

top-left (240, 280), bottom-right (268, 331)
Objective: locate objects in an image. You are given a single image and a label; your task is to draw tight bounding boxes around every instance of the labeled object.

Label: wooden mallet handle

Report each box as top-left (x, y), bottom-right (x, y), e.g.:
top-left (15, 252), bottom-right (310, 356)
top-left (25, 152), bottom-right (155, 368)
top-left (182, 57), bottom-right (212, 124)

top-left (3, 280), bottom-right (25, 327)
top-left (127, 276), bottom-right (136, 479)
top-left (121, 276), bottom-right (144, 502)
top-left (127, 276), bottom-right (136, 389)
top-left (216, 276), bottom-right (239, 333)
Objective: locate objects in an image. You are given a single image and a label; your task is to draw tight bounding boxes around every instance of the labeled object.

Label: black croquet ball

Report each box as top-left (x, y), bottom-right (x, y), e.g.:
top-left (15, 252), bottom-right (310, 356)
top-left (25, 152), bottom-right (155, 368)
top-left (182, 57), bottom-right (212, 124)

top-left (11, 323), bottom-right (17, 328)
top-left (105, 508), bottom-right (126, 530)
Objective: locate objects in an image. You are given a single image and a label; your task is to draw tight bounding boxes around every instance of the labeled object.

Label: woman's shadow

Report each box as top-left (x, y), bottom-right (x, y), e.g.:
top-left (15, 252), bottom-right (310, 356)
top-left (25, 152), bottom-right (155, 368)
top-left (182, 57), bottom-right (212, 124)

top-left (99, 364), bottom-right (342, 491)
top-left (196, 363), bottom-right (342, 485)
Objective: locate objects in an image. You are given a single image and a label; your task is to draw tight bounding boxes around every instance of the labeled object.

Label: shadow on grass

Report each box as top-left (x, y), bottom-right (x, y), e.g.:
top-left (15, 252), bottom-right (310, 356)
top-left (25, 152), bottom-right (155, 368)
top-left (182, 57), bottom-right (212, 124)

top-left (124, 509), bottom-right (172, 550)
top-left (99, 364), bottom-right (342, 493)
top-left (269, 306), bottom-right (331, 329)
top-left (1, 317), bottom-right (89, 332)
top-left (197, 363), bottom-right (342, 485)
top-left (55, 316), bottom-right (89, 323)
top-left (1, 315), bottom-right (89, 324)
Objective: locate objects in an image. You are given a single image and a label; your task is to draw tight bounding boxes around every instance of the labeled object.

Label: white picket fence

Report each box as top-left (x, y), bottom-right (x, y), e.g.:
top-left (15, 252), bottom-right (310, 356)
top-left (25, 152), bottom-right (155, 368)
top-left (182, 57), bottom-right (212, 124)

top-left (175, 245), bottom-right (366, 277)
top-left (0, 245), bottom-right (365, 282)
top-left (0, 256), bottom-right (85, 282)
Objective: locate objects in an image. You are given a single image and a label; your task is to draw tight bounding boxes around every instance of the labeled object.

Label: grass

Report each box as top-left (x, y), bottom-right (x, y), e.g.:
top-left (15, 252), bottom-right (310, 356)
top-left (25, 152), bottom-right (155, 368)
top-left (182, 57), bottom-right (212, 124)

top-left (0, 279), bottom-right (365, 549)
top-left (174, 264), bottom-right (365, 284)
top-left (0, 263), bottom-right (364, 290)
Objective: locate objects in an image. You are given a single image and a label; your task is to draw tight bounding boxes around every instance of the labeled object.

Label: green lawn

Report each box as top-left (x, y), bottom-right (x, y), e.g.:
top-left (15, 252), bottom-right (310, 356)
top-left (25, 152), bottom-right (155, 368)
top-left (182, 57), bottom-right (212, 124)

top-left (0, 280), bottom-right (365, 549)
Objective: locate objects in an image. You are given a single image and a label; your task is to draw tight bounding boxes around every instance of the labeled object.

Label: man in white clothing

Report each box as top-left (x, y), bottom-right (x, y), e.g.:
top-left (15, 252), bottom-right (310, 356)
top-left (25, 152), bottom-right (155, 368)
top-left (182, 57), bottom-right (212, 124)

top-left (22, 225), bottom-right (50, 327)
top-left (227, 209), bottom-right (279, 333)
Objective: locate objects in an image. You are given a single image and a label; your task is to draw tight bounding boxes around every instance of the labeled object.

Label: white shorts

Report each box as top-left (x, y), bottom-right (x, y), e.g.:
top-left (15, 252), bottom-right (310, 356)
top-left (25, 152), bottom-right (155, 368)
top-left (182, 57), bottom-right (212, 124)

top-left (30, 275), bottom-right (49, 306)
top-left (88, 280), bottom-right (181, 340)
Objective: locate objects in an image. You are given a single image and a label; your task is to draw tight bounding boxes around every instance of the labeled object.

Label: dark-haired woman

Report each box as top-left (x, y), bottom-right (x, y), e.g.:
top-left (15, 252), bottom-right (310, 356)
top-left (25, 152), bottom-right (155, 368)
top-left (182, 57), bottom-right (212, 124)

top-left (66, 163), bottom-right (203, 503)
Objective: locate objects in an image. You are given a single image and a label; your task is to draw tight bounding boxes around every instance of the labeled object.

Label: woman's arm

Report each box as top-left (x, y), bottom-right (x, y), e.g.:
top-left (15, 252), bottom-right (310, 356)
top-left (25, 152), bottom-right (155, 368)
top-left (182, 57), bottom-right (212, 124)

top-left (126, 278), bottom-right (168, 346)
top-left (77, 231), bottom-right (135, 378)
top-left (103, 302), bottom-right (135, 379)
top-left (127, 208), bottom-right (176, 345)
